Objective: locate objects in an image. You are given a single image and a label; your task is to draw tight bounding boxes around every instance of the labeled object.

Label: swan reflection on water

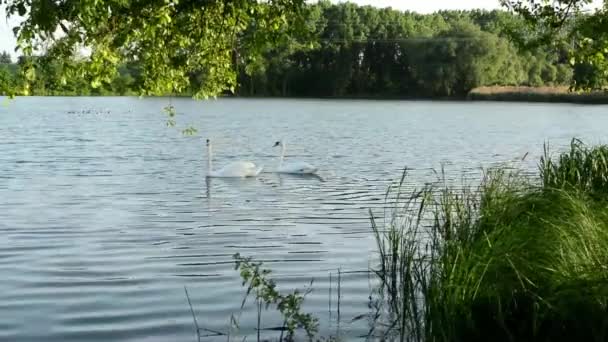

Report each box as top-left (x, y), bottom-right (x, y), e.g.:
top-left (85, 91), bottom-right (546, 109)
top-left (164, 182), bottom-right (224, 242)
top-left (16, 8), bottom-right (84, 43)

top-left (204, 171), bottom-right (325, 198)
top-left (203, 174), bottom-right (263, 199)
top-left (276, 172), bottom-right (325, 183)
top-left (205, 139), bottom-right (263, 178)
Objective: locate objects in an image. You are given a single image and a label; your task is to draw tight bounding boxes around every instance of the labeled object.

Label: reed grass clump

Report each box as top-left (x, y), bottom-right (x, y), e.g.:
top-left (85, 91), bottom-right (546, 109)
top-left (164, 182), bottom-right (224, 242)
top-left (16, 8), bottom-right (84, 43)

top-left (541, 138), bottom-right (608, 199)
top-left (371, 141), bottom-right (608, 342)
top-left (467, 86), bottom-right (608, 104)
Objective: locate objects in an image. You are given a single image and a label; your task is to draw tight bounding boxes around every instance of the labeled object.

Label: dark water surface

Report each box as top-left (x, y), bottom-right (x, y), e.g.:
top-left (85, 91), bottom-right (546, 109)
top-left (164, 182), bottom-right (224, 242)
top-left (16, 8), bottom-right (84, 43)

top-left (1, 97), bottom-right (607, 341)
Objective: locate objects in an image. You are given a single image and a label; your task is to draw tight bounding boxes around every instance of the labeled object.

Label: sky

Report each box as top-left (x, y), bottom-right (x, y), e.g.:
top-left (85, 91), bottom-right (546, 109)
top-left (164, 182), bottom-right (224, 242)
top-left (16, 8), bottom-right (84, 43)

top-left (0, 1), bottom-right (504, 58)
top-left (335, 0), bottom-right (501, 13)
top-left (0, 0), bottom-right (603, 60)
top-left (0, 6), bottom-right (19, 58)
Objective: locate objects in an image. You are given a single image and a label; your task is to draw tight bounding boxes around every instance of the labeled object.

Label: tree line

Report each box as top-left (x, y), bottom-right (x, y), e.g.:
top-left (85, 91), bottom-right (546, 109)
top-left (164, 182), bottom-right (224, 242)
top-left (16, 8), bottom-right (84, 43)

top-left (1, 1), bottom-right (598, 98)
top-left (238, 2), bottom-right (579, 98)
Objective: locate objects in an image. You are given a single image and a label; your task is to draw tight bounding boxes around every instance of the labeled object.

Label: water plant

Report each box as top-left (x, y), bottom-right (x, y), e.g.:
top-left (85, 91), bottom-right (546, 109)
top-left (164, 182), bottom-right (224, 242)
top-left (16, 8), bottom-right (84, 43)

top-left (540, 138), bottom-right (608, 199)
top-left (233, 253), bottom-right (319, 341)
top-left (369, 141), bottom-right (608, 341)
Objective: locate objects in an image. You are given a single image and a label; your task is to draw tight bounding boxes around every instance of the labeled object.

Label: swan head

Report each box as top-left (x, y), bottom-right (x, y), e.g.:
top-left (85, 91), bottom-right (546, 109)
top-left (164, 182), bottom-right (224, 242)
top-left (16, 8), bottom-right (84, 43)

top-left (273, 141), bottom-right (281, 147)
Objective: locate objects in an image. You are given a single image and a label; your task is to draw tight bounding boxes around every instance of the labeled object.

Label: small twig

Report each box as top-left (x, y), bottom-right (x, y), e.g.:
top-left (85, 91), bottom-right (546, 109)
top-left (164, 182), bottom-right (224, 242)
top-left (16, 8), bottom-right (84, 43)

top-left (329, 272), bottom-right (332, 319)
top-left (337, 268), bottom-right (342, 324)
top-left (261, 326), bottom-right (287, 331)
top-left (200, 330), bottom-right (226, 337)
top-left (184, 286), bottom-right (201, 342)
top-left (279, 319), bottom-right (287, 342)
top-left (257, 299), bottom-right (262, 342)
top-left (184, 287), bottom-right (226, 339)
top-left (303, 278), bottom-right (315, 298)
top-left (228, 314), bottom-right (238, 342)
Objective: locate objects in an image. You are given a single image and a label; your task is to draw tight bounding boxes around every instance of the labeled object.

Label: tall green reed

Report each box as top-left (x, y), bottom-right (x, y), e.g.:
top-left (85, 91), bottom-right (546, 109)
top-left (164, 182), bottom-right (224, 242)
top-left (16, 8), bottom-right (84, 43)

top-left (371, 150), bottom-right (608, 342)
top-left (540, 138), bottom-right (608, 199)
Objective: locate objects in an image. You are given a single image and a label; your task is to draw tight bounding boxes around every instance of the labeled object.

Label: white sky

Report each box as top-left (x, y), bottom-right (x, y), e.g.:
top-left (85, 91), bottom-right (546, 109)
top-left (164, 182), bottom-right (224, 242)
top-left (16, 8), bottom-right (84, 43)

top-left (335, 0), bottom-right (501, 12)
top-left (0, 8), bottom-right (19, 58)
top-left (0, 0), bottom-right (603, 60)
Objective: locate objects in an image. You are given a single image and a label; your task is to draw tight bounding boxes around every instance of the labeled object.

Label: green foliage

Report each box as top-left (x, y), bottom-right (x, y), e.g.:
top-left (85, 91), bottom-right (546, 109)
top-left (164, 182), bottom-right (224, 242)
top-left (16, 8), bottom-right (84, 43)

top-left (233, 253), bottom-right (319, 341)
top-left (0, 65), bottom-right (15, 92)
top-left (556, 63), bottom-right (574, 85)
top-left (407, 21), bottom-right (523, 96)
top-left (0, 3), bottom-right (587, 98)
top-left (370, 143), bottom-right (608, 341)
top-left (573, 60), bottom-right (608, 90)
top-left (181, 126), bottom-right (198, 136)
top-left (502, 0), bottom-right (608, 90)
top-left (541, 138), bottom-right (608, 199)
top-left (237, 5), bottom-right (572, 98)
top-left (541, 63), bottom-right (558, 85)
top-left (163, 105), bottom-right (176, 128)
top-left (528, 60), bottom-right (544, 86)
top-left (0, 51), bottom-right (12, 64)
top-left (2, 0), bottom-right (308, 98)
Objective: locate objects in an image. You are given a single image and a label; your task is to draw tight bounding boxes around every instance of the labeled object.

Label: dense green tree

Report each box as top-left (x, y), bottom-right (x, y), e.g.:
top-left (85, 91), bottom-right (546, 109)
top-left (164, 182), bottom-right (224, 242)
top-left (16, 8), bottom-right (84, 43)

top-left (528, 59), bottom-right (544, 87)
top-left (541, 63), bottom-right (558, 85)
top-left (406, 21), bottom-right (522, 96)
top-left (0, 66), bottom-right (15, 91)
top-left (2, 0), bottom-right (308, 97)
top-left (0, 3), bottom-right (583, 98)
top-left (0, 51), bottom-right (12, 64)
top-left (502, 0), bottom-right (608, 90)
top-left (230, 3), bottom-right (575, 98)
top-left (573, 61), bottom-right (607, 90)
top-left (111, 73), bottom-right (135, 96)
top-left (556, 63), bottom-right (574, 85)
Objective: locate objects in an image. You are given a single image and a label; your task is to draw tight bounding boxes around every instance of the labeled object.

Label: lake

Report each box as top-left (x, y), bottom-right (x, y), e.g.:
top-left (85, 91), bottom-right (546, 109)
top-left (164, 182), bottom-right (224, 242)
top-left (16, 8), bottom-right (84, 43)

top-left (1, 97), bottom-right (607, 341)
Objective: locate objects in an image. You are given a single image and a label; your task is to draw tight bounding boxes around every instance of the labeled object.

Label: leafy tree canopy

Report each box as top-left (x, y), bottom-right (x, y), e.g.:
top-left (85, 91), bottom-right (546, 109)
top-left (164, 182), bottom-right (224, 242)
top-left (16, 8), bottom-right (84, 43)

top-left (501, 0), bottom-right (608, 90)
top-left (0, 51), bottom-right (12, 63)
top-left (3, 1), bottom-right (605, 96)
top-left (0, 4), bottom-right (577, 99)
top-left (1, 0), bottom-right (307, 97)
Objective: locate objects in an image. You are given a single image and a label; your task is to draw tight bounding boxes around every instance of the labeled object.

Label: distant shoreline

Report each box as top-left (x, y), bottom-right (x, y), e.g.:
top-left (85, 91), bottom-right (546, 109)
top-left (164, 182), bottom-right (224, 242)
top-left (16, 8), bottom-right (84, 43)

top-left (5, 86), bottom-right (608, 104)
top-left (467, 86), bottom-right (608, 104)
top-left (234, 86), bottom-right (608, 104)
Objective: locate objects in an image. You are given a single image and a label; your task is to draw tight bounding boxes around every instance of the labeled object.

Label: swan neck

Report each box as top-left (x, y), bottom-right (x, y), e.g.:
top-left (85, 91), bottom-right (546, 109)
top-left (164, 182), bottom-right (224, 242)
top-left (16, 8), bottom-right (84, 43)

top-left (207, 143), bottom-right (213, 174)
top-left (279, 142), bottom-right (286, 167)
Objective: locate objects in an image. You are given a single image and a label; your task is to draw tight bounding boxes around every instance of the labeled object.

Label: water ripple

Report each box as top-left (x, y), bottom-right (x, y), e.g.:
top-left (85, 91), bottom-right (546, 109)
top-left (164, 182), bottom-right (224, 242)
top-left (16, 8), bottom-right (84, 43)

top-left (1, 97), bottom-right (606, 341)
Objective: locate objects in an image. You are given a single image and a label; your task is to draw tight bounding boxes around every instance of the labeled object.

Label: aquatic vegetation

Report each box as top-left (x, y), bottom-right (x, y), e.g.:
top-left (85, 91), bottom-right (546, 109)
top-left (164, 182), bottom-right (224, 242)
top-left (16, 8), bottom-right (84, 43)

top-left (232, 253), bottom-right (318, 341)
top-left (234, 253), bottom-right (318, 341)
top-left (540, 138), bottom-right (608, 199)
top-left (369, 141), bottom-right (608, 341)
top-left (186, 254), bottom-right (319, 341)
top-left (468, 86), bottom-right (608, 104)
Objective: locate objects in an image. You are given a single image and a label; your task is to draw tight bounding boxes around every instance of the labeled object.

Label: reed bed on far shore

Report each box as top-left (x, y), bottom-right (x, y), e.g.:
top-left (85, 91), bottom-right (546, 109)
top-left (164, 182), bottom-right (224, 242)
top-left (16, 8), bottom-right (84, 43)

top-left (468, 86), bottom-right (608, 104)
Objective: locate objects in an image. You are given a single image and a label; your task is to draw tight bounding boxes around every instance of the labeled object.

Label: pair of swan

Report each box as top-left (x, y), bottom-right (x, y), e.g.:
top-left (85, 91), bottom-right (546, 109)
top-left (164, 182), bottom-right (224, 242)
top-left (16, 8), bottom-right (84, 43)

top-left (206, 139), bottom-right (318, 178)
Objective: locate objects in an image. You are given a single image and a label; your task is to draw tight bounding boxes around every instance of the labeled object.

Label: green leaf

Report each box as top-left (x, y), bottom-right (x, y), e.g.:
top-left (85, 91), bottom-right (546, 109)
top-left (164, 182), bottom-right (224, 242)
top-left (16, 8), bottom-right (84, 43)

top-left (25, 67), bottom-right (35, 81)
top-left (17, 3), bottom-right (26, 16)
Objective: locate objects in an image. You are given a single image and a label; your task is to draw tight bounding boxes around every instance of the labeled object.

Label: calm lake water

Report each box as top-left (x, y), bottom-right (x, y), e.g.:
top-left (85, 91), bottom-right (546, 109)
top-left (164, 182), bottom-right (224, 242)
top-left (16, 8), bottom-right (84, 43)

top-left (1, 97), bottom-right (607, 341)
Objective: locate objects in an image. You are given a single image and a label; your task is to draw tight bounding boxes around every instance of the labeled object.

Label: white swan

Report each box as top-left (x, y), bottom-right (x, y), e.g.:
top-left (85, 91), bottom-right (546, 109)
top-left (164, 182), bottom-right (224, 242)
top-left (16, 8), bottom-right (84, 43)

top-left (273, 140), bottom-right (318, 174)
top-left (206, 139), bottom-right (263, 178)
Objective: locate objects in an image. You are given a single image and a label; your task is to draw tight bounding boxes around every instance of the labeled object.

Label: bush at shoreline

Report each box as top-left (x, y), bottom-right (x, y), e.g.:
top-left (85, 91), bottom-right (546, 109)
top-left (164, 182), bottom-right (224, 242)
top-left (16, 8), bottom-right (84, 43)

top-left (468, 86), bottom-right (608, 104)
